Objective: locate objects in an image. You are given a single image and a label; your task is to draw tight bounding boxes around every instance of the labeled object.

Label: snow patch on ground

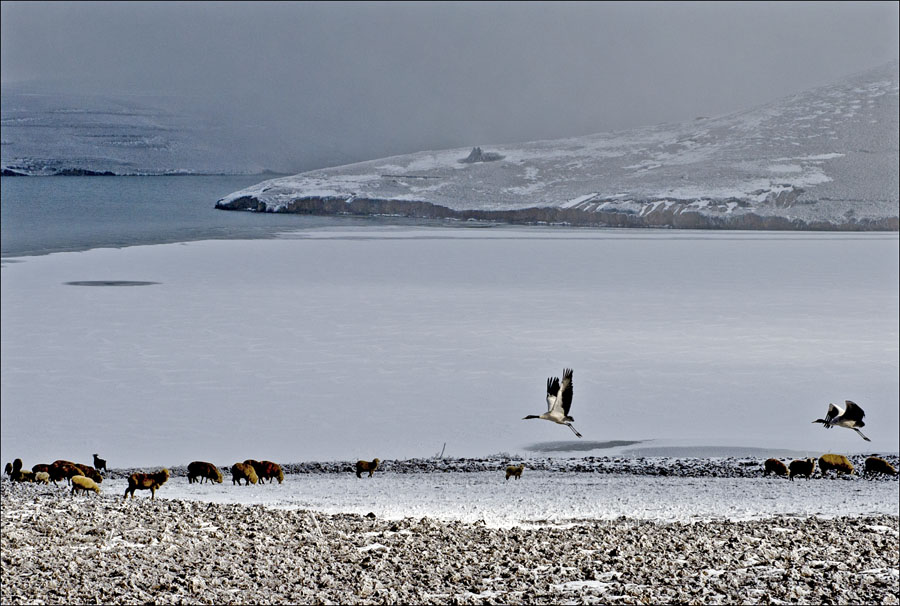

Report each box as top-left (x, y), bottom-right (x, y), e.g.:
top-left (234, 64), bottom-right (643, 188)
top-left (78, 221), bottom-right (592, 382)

top-left (84, 472), bottom-right (900, 529)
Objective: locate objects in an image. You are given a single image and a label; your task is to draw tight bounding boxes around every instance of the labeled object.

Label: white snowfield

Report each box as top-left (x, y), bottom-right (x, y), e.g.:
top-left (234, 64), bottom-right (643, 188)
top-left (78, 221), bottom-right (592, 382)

top-left (219, 62), bottom-right (899, 227)
top-left (98, 472), bottom-right (900, 529)
top-left (2, 228), bottom-right (898, 469)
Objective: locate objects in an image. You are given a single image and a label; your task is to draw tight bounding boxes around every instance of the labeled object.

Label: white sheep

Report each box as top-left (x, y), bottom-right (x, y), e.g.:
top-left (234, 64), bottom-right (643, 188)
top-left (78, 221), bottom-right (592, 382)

top-left (71, 475), bottom-right (101, 496)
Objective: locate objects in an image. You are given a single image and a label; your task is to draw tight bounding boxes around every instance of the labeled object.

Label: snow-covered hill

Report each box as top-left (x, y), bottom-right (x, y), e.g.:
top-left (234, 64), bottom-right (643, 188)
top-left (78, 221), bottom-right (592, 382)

top-left (0, 89), bottom-right (275, 176)
top-left (217, 62), bottom-right (899, 230)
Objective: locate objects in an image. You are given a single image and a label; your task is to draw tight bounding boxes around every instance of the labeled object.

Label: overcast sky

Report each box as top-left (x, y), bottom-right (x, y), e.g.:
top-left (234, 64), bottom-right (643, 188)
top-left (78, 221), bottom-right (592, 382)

top-left (2, 1), bottom-right (898, 172)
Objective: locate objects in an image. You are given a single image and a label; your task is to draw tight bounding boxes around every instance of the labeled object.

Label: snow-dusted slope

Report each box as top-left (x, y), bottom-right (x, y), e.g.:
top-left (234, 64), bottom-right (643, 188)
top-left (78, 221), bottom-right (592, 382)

top-left (218, 62), bottom-right (899, 230)
top-left (0, 89), bottom-right (271, 175)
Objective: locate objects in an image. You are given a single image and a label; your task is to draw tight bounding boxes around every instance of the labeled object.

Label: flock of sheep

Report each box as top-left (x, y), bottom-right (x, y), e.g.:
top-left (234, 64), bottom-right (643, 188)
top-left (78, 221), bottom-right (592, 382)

top-left (764, 454), bottom-right (897, 480)
top-left (2, 456), bottom-right (385, 499)
top-left (4, 454), bottom-right (896, 500)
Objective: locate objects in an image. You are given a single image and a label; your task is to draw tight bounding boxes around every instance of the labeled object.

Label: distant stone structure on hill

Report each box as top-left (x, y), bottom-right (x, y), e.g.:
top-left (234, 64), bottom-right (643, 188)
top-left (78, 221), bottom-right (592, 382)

top-left (460, 147), bottom-right (504, 163)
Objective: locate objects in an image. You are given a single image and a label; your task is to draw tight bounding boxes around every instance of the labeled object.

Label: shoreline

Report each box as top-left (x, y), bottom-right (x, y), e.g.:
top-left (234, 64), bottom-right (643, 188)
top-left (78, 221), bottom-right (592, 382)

top-left (215, 194), bottom-right (900, 232)
top-left (90, 453), bottom-right (900, 480)
top-left (1, 482), bottom-right (897, 604)
top-left (4, 222), bottom-right (897, 262)
top-left (6, 466), bottom-right (898, 529)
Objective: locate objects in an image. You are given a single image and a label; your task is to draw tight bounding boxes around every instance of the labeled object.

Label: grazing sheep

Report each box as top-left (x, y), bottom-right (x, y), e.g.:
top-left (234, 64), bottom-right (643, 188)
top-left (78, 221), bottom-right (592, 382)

top-left (243, 459), bottom-right (265, 479)
top-left (8, 459), bottom-right (32, 482)
top-left (231, 462), bottom-right (258, 485)
top-left (819, 454), bottom-right (854, 477)
top-left (9, 459), bottom-right (31, 482)
top-left (4, 462), bottom-right (11, 476)
top-left (73, 463), bottom-right (103, 483)
top-left (506, 464), bottom-right (525, 480)
top-left (11, 469), bottom-right (35, 483)
top-left (49, 461), bottom-right (85, 486)
top-left (763, 458), bottom-right (789, 477)
top-left (187, 461), bottom-right (223, 484)
top-left (124, 469), bottom-right (170, 500)
top-left (34, 471), bottom-right (50, 484)
top-left (92, 454), bottom-right (107, 473)
top-left (864, 456), bottom-right (897, 477)
top-left (789, 458), bottom-right (816, 481)
top-left (71, 475), bottom-right (101, 496)
top-left (31, 463), bottom-right (51, 475)
top-left (355, 458), bottom-right (380, 478)
top-left (258, 460), bottom-right (284, 484)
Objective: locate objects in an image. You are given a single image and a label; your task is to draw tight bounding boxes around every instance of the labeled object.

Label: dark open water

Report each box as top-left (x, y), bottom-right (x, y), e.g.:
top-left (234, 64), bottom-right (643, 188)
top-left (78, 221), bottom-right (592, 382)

top-left (0, 175), bottom-right (386, 257)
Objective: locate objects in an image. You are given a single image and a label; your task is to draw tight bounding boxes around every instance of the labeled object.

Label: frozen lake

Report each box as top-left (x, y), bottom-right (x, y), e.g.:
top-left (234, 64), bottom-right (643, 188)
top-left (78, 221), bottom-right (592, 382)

top-left (1, 227), bottom-right (898, 468)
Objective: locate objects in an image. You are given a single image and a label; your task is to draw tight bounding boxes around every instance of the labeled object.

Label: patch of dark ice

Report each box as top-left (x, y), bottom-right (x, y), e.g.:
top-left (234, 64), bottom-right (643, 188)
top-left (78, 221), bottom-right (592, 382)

top-left (525, 439), bottom-right (643, 452)
top-left (64, 280), bottom-right (160, 286)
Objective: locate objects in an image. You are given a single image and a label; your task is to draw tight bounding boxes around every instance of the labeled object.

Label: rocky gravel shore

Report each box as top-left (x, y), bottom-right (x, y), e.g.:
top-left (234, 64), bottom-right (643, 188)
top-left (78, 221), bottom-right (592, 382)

top-left (2, 481), bottom-right (897, 605)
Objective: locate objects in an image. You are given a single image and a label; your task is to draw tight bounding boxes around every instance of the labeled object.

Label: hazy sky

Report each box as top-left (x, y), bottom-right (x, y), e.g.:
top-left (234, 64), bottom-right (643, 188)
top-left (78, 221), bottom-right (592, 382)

top-left (2, 1), bottom-right (898, 172)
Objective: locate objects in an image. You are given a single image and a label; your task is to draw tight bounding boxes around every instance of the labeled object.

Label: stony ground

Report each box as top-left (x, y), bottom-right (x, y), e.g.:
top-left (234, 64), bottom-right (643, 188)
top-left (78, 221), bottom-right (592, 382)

top-left (2, 481), bottom-right (897, 605)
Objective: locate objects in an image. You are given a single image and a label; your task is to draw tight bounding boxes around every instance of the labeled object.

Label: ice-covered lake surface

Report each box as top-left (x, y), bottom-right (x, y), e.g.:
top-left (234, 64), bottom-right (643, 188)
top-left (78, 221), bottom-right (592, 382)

top-left (1, 227), bottom-right (898, 469)
top-left (75, 471), bottom-right (900, 529)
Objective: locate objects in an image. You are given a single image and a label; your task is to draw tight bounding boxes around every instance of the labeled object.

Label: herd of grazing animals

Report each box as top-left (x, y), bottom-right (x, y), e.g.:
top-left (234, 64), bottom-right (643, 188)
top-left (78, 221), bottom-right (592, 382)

top-left (2, 455), bottom-right (288, 499)
top-left (1, 388), bottom-right (895, 499)
top-left (760, 455), bottom-right (897, 481)
top-left (4, 450), bottom-right (895, 502)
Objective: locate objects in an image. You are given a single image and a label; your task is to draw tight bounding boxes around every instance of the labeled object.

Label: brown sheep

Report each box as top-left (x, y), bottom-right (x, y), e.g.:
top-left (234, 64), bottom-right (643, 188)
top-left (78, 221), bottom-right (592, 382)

top-left (243, 459), bottom-right (265, 479)
top-left (92, 454), bottom-right (107, 473)
top-left (124, 469), bottom-right (170, 500)
top-left (763, 458), bottom-right (789, 477)
top-left (9, 459), bottom-right (25, 482)
top-left (231, 462), bottom-right (258, 485)
top-left (49, 461), bottom-right (84, 486)
top-left (819, 454), bottom-right (854, 477)
top-left (187, 461), bottom-right (223, 484)
top-left (10, 459), bottom-right (22, 479)
top-left (9, 459), bottom-right (28, 482)
top-left (73, 463), bottom-right (103, 483)
top-left (257, 461), bottom-right (284, 484)
top-left (355, 458), bottom-right (380, 478)
top-left (864, 456), bottom-right (897, 477)
top-left (71, 475), bottom-right (101, 496)
top-left (505, 464), bottom-right (525, 480)
top-left (789, 458), bottom-right (816, 481)
top-left (11, 469), bottom-right (35, 483)
top-left (8, 460), bottom-right (34, 482)
top-left (4, 462), bottom-right (11, 476)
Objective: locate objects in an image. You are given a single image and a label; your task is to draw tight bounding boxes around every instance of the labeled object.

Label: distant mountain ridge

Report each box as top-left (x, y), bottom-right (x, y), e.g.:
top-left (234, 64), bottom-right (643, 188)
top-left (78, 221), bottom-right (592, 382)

top-left (217, 62), bottom-right (899, 230)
